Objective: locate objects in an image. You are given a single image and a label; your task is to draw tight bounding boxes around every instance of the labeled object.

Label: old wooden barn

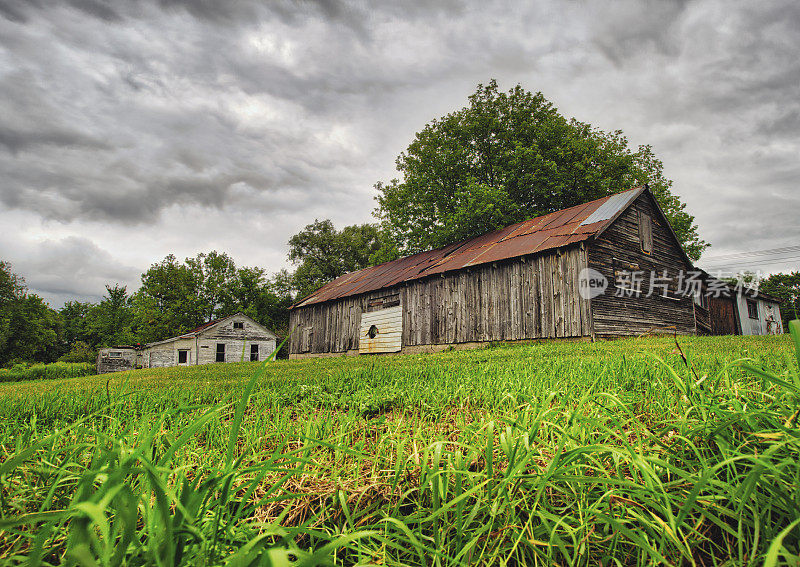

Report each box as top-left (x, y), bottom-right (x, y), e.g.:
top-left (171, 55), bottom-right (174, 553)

top-left (288, 186), bottom-right (702, 358)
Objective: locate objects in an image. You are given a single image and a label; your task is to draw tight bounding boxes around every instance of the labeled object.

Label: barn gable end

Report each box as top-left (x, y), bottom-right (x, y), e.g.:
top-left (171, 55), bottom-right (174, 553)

top-left (587, 191), bottom-right (696, 337)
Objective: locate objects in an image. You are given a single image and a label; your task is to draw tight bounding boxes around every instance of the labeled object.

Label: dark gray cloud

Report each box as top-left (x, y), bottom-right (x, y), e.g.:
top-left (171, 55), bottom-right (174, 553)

top-left (0, 234), bottom-right (140, 304)
top-left (1, 0), bottom-right (799, 306)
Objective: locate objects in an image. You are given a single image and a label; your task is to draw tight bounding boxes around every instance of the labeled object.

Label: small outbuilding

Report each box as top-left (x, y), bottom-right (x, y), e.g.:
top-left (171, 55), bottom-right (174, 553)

top-left (288, 186), bottom-right (706, 358)
top-left (97, 313), bottom-right (278, 374)
top-left (736, 291), bottom-right (783, 335)
top-left (96, 346), bottom-right (142, 374)
top-left (696, 270), bottom-right (784, 336)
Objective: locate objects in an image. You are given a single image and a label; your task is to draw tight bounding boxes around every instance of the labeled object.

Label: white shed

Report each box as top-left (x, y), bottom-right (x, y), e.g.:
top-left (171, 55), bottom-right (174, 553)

top-left (734, 293), bottom-right (784, 335)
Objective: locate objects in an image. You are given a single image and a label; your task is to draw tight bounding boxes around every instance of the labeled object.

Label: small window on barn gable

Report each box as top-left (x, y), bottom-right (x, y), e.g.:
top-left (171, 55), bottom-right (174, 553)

top-left (638, 211), bottom-right (653, 254)
top-left (233, 321), bottom-right (244, 329)
top-left (109, 351), bottom-right (122, 358)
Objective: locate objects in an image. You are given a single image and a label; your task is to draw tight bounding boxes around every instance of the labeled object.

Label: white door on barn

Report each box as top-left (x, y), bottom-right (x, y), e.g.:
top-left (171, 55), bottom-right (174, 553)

top-left (359, 305), bottom-right (402, 354)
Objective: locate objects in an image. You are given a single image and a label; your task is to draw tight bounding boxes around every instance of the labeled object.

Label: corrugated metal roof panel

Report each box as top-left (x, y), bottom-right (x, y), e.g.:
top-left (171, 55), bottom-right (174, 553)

top-left (578, 189), bottom-right (640, 226)
top-left (292, 186), bottom-right (646, 308)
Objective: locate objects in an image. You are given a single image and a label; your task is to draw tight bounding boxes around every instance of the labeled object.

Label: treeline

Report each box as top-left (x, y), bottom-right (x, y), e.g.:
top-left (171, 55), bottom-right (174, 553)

top-left (0, 219), bottom-right (386, 367)
top-left (0, 253), bottom-right (294, 366)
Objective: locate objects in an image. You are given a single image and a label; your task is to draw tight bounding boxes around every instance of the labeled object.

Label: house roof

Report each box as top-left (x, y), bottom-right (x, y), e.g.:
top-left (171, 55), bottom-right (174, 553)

top-left (292, 186), bottom-right (652, 309)
top-left (145, 312), bottom-right (276, 347)
top-left (184, 318), bottom-right (225, 335)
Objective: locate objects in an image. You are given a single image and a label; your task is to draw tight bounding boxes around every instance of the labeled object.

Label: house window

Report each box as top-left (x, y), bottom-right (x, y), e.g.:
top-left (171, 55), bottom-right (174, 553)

top-left (747, 299), bottom-right (759, 319)
top-left (233, 321), bottom-right (244, 329)
top-left (250, 344), bottom-right (259, 361)
top-left (639, 211), bottom-right (653, 254)
top-left (216, 343), bottom-right (226, 362)
top-left (178, 350), bottom-right (188, 364)
top-left (109, 351), bottom-right (122, 358)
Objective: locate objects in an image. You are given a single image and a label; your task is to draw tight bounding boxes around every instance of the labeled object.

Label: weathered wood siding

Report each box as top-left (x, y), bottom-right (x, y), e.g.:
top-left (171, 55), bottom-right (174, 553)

top-left (694, 303), bottom-right (711, 335)
top-left (148, 338), bottom-right (194, 368)
top-left (588, 193), bottom-right (696, 336)
top-left (708, 295), bottom-right (738, 335)
top-left (289, 246), bottom-right (591, 356)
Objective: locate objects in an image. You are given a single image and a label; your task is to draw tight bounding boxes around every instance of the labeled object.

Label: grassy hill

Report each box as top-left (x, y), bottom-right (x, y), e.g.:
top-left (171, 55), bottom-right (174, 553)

top-left (1, 334), bottom-right (799, 565)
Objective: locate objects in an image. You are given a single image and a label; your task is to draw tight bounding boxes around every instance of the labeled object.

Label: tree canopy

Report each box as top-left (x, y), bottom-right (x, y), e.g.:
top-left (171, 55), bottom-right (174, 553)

top-left (133, 252), bottom-right (293, 343)
top-left (374, 80), bottom-right (707, 261)
top-left (288, 220), bottom-right (382, 298)
top-left (0, 252), bottom-right (296, 366)
top-left (0, 261), bottom-right (59, 365)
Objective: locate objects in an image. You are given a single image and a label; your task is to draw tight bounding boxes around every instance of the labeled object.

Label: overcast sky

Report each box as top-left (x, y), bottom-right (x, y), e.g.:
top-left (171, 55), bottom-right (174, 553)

top-left (1, 0), bottom-right (798, 307)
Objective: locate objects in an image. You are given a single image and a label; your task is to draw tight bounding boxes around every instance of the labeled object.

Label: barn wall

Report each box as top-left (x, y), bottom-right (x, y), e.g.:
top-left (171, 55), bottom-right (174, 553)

top-left (289, 287), bottom-right (405, 355)
top-left (694, 301), bottom-right (711, 335)
top-left (588, 193), bottom-right (696, 336)
top-left (289, 245), bottom-right (591, 356)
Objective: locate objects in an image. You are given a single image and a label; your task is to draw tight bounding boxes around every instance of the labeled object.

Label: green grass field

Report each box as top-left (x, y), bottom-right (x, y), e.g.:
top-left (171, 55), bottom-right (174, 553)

top-left (1, 333), bottom-right (799, 565)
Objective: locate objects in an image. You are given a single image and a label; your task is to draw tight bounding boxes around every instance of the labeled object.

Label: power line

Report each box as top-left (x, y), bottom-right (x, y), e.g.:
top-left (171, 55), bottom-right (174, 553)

top-left (702, 254), bottom-right (800, 271)
top-left (704, 253), bottom-right (800, 267)
top-left (702, 245), bottom-right (800, 262)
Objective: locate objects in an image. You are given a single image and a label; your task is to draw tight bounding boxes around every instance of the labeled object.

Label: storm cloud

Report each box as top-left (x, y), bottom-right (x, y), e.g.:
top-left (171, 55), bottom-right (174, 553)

top-left (1, 0), bottom-right (798, 305)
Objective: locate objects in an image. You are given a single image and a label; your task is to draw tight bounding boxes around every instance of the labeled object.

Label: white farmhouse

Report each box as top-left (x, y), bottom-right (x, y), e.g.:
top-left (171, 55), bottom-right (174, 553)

top-left (97, 313), bottom-right (278, 374)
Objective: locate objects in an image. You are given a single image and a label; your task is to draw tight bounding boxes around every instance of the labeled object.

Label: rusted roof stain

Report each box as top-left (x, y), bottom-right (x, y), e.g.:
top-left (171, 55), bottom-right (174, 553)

top-left (183, 318), bottom-right (224, 335)
top-left (292, 186), bottom-right (645, 309)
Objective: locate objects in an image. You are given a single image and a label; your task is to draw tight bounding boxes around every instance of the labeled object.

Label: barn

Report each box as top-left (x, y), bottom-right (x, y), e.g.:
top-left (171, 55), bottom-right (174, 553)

top-left (288, 186), bottom-right (706, 359)
top-left (97, 313), bottom-right (277, 374)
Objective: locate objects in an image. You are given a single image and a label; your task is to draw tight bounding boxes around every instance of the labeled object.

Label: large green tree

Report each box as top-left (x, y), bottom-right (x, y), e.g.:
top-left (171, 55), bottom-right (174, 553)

top-left (59, 301), bottom-right (95, 349)
top-left (375, 80), bottom-right (707, 261)
top-left (0, 261), bottom-right (59, 364)
top-left (289, 220), bottom-right (382, 297)
top-left (219, 267), bottom-right (294, 336)
top-left (186, 251), bottom-right (238, 323)
top-left (133, 254), bottom-right (206, 343)
top-left (91, 285), bottom-right (136, 347)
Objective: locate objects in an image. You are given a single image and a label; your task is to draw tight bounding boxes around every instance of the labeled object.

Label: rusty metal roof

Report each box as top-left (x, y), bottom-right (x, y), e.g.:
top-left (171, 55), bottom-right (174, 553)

top-left (292, 186), bottom-right (645, 309)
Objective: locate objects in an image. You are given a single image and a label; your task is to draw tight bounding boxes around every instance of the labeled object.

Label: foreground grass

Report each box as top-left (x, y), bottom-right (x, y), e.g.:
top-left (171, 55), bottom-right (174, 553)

top-left (1, 334), bottom-right (799, 565)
